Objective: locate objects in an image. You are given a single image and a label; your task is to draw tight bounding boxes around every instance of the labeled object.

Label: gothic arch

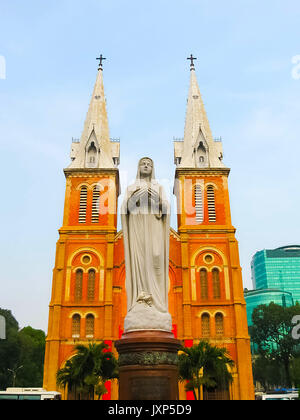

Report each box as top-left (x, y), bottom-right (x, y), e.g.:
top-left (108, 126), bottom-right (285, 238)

top-left (205, 182), bottom-right (218, 190)
top-left (191, 246), bottom-right (230, 300)
top-left (68, 310), bottom-right (98, 319)
top-left (168, 265), bottom-right (176, 288)
top-left (213, 309), bottom-right (226, 317)
top-left (76, 182), bottom-right (90, 191)
top-left (85, 311), bottom-right (98, 319)
top-left (72, 266), bottom-right (99, 274)
top-left (68, 247), bottom-right (105, 267)
top-left (85, 130), bottom-right (100, 168)
top-left (90, 182), bottom-right (105, 191)
top-left (191, 246), bottom-right (228, 267)
top-left (65, 248), bottom-right (105, 302)
top-left (197, 310), bottom-right (213, 317)
top-left (69, 311), bottom-right (83, 318)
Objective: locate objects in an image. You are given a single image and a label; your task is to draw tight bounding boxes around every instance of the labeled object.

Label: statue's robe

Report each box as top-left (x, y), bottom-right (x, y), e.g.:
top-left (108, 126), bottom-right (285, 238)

top-left (121, 179), bottom-right (170, 318)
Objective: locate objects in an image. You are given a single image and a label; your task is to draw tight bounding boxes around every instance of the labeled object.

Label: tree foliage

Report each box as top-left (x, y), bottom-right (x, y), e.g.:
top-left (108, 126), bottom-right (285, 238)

top-left (249, 302), bottom-right (300, 387)
top-left (290, 356), bottom-right (300, 392)
top-left (178, 340), bottom-right (234, 400)
top-left (252, 355), bottom-right (286, 390)
top-left (56, 342), bottom-right (119, 400)
top-left (0, 308), bottom-right (46, 390)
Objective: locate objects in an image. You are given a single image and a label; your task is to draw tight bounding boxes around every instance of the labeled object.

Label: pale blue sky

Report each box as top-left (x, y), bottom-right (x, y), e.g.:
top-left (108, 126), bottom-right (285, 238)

top-left (0, 0), bottom-right (300, 331)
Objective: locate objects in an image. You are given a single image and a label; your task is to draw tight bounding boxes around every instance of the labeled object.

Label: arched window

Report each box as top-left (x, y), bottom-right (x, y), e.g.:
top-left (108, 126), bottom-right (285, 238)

top-left (85, 314), bottom-right (95, 338)
top-left (79, 186), bottom-right (88, 223)
top-left (207, 186), bottom-right (216, 222)
top-left (201, 314), bottom-right (210, 338)
top-left (200, 269), bottom-right (208, 299)
top-left (75, 269), bottom-right (83, 302)
top-left (215, 313), bottom-right (224, 337)
top-left (194, 185), bottom-right (204, 223)
top-left (212, 268), bottom-right (221, 299)
top-left (72, 314), bottom-right (81, 338)
top-left (87, 269), bottom-right (95, 301)
top-left (91, 186), bottom-right (100, 223)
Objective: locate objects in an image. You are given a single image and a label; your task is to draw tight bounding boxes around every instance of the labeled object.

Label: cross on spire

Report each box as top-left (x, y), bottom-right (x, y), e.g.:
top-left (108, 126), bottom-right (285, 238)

top-left (96, 54), bottom-right (106, 70)
top-left (187, 54), bottom-right (197, 69)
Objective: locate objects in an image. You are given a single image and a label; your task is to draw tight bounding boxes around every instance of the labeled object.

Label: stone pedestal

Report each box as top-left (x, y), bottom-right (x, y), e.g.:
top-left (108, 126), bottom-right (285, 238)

top-left (115, 330), bottom-right (181, 400)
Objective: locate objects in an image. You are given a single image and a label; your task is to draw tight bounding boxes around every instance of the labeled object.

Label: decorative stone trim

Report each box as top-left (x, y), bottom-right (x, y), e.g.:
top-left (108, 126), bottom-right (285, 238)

top-left (64, 168), bottom-right (119, 177)
top-left (175, 167), bottom-right (230, 177)
top-left (118, 351), bottom-right (178, 367)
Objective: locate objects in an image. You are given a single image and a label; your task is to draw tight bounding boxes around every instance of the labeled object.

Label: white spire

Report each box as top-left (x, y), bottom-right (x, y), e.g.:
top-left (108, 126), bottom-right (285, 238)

top-left (69, 65), bottom-right (119, 169)
top-left (174, 62), bottom-right (224, 168)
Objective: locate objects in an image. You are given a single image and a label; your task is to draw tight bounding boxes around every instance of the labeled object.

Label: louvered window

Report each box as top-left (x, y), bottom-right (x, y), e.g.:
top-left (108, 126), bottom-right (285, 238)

top-left (87, 270), bottom-right (95, 301)
top-left (195, 185), bottom-right (204, 223)
top-left (215, 313), bottom-right (224, 337)
top-left (207, 186), bottom-right (216, 222)
top-left (72, 314), bottom-right (81, 338)
top-left (91, 186), bottom-right (100, 223)
top-left (200, 269), bottom-right (208, 299)
top-left (201, 314), bottom-right (210, 338)
top-left (85, 314), bottom-right (95, 338)
top-left (75, 269), bottom-right (83, 302)
top-left (79, 186), bottom-right (88, 223)
top-left (212, 268), bottom-right (221, 299)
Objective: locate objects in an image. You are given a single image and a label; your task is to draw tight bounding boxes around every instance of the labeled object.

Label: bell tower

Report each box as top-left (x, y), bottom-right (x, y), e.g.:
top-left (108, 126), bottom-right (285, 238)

top-left (43, 60), bottom-right (121, 397)
top-left (173, 57), bottom-right (254, 400)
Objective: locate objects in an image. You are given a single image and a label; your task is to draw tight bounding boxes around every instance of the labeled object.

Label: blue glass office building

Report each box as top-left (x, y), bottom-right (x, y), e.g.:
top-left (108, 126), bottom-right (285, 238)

top-left (244, 288), bottom-right (294, 326)
top-left (251, 245), bottom-right (300, 304)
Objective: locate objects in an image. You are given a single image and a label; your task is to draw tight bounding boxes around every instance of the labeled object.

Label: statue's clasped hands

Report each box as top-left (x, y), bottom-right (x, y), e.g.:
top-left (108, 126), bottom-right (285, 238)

top-left (134, 186), bottom-right (159, 202)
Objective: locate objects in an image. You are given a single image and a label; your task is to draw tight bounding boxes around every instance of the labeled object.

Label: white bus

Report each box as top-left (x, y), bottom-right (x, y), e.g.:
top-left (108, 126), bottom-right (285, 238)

top-left (0, 388), bottom-right (61, 400)
top-left (261, 392), bottom-right (299, 400)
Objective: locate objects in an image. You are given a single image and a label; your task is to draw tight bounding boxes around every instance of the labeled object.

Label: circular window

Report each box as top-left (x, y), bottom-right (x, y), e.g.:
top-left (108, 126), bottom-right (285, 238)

top-left (82, 255), bottom-right (91, 264)
top-left (204, 254), bottom-right (213, 264)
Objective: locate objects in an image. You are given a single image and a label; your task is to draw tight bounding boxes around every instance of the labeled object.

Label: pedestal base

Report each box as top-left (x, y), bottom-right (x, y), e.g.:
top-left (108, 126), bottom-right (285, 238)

top-left (115, 330), bottom-right (181, 401)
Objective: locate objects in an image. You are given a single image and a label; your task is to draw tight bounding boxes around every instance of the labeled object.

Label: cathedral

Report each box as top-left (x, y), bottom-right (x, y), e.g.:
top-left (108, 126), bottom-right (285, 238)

top-left (43, 57), bottom-right (254, 400)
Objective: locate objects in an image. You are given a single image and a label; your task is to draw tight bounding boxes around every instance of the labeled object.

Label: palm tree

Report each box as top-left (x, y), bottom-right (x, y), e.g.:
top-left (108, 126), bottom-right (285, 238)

top-left (178, 340), bottom-right (234, 400)
top-left (56, 342), bottom-right (119, 400)
top-left (56, 359), bottom-right (81, 400)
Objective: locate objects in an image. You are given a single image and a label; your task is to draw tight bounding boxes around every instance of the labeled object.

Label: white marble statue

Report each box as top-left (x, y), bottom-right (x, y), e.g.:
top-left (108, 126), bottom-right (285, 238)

top-left (121, 157), bottom-right (172, 332)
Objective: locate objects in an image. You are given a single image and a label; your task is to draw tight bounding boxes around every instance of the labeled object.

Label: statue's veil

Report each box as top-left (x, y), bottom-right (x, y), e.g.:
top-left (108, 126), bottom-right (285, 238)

top-left (136, 157), bottom-right (156, 180)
